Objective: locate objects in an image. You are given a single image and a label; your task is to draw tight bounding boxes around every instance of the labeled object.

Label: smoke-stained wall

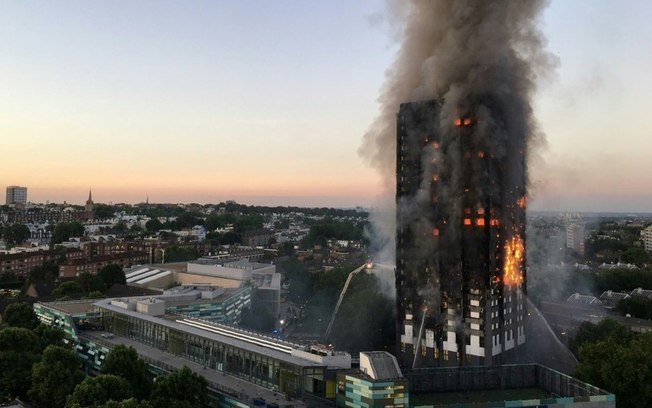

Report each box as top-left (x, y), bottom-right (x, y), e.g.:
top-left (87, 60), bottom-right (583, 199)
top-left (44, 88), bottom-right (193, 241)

top-left (360, 1), bottom-right (554, 368)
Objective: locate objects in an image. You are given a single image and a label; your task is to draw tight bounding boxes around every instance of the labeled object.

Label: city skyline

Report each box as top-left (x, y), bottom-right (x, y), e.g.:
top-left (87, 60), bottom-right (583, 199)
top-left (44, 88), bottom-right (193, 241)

top-left (2, 1), bottom-right (651, 211)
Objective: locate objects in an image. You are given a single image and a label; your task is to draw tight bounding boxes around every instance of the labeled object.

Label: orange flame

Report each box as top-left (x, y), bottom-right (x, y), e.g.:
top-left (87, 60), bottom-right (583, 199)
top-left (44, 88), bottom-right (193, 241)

top-left (503, 235), bottom-right (524, 285)
top-left (454, 118), bottom-right (462, 126)
top-left (517, 196), bottom-right (526, 209)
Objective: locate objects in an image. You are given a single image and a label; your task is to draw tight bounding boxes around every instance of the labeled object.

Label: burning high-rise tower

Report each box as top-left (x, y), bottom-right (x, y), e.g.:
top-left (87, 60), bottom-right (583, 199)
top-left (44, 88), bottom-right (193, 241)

top-left (395, 99), bottom-right (527, 368)
top-left (358, 1), bottom-right (551, 369)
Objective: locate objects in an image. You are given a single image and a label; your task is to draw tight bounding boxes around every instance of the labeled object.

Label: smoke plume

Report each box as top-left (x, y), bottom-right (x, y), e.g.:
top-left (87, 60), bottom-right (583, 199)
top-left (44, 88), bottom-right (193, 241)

top-left (362, 0), bottom-right (555, 272)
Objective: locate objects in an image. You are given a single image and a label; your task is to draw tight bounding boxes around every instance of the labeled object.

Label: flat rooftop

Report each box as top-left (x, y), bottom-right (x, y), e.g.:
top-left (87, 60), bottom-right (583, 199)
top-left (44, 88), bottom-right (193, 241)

top-left (94, 298), bottom-right (333, 368)
top-left (39, 299), bottom-right (97, 315)
top-left (404, 364), bottom-right (615, 408)
top-left (410, 388), bottom-right (553, 407)
top-left (164, 287), bottom-right (249, 307)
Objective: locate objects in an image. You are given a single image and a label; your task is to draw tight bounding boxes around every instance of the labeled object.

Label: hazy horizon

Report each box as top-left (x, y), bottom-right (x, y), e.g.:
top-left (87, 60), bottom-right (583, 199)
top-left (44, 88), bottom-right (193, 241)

top-left (2, 1), bottom-right (651, 213)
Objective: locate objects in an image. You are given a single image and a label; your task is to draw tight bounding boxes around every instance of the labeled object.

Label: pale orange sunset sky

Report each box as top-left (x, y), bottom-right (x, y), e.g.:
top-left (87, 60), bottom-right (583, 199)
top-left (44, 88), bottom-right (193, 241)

top-left (1, 1), bottom-right (651, 211)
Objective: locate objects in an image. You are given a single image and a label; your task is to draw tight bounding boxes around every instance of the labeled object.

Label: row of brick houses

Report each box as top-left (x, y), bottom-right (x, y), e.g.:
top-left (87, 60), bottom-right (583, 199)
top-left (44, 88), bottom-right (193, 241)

top-left (58, 251), bottom-right (150, 278)
top-left (79, 239), bottom-right (211, 263)
top-left (0, 239), bottom-right (211, 279)
top-left (0, 250), bottom-right (59, 277)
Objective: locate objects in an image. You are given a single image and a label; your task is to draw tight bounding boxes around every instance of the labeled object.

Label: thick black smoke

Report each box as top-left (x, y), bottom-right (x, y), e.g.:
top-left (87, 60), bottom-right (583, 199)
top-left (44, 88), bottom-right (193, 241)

top-left (362, 0), bottom-right (555, 274)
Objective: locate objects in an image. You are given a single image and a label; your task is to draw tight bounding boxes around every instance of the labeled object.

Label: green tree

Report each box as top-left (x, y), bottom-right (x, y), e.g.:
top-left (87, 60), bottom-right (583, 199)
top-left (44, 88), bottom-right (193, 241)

top-left (174, 212), bottom-right (202, 229)
top-left (93, 204), bottom-right (115, 220)
top-left (33, 324), bottom-right (65, 351)
top-left (616, 297), bottom-right (652, 320)
top-left (144, 218), bottom-right (163, 232)
top-left (1, 224), bottom-right (31, 248)
top-left (96, 399), bottom-right (152, 408)
top-left (100, 345), bottom-right (152, 400)
top-left (570, 319), bottom-right (633, 354)
top-left (51, 222), bottom-right (85, 245)
top-left (112, 221), bottom-right (128, 234)
top-left (0, 271), bottom-right (20, 283)
top-left (53, 281), bottom-right (83, 299)
top-left (0, 327), bottom-right (41, 400)
top-left (574, 334), bottom-right (652, 408)
top-left (77, 272), bottom-right (107, 294)
top-left (233, 214), bottom-right (263, 233)
top-left (150, 366), bottom-right (208, 408)
top-left (621, 247), bottom-right (651, 266)
top-left (29, 345), bottom-right (85, 408)
top-left (66, 375), bottom-right (133, 408)
top-left (164, 246), bottom-right (199, 263)
top-left (98, 264), bottom-right (126, 288)
top-left (29, 262), bottom-right (59, 283)
top-left (2, 301), bottom-right (40, 330)
top-left (204, 214), bottom-right (235, 231)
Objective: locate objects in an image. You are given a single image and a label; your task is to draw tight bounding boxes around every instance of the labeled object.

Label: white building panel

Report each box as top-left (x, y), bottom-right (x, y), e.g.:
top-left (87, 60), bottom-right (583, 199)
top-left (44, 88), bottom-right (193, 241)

top-left (465, 334), bottom-right (484, 357)
top-left (400, 323), bottom-right (413, 344)
top-left (425, 329), bottom-right (435, 348)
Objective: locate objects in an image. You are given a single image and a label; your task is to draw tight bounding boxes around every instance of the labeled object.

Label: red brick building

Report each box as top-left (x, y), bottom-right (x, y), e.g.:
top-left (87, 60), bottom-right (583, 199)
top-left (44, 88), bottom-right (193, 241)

top-left (0, 250), bottom-right (58, 277)
top-left (58, 251), bottom-right (149, 278)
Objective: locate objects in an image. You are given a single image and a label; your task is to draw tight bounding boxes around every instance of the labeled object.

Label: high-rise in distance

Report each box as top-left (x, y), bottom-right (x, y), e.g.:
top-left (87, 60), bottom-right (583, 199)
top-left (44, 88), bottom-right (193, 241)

top-left (395, 100), bottom-right (526, 368)
top-left (6, 185), bottom-right (27, 206)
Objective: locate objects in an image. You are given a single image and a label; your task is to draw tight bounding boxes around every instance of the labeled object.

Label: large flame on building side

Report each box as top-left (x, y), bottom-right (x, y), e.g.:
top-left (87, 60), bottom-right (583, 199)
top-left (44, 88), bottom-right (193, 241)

top-left (503, 234), bottom-right (524, 285)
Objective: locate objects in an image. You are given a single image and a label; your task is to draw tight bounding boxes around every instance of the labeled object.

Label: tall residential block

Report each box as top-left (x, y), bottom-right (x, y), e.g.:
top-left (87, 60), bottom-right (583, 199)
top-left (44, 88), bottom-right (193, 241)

top-left (6, 185), bottom-right (27, 205)
top-left (396, 100), bottom-right (526, 368)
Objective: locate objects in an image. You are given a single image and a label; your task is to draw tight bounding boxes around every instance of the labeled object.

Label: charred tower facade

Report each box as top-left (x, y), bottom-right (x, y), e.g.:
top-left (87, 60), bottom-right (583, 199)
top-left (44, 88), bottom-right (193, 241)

top-left (396, 100), bottom-right (526, 368)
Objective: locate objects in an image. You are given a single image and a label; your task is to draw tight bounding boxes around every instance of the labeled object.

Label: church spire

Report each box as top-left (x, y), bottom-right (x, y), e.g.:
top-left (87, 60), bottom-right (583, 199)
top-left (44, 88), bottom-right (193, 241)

top-left (85, 188), bottom-right (95, 218)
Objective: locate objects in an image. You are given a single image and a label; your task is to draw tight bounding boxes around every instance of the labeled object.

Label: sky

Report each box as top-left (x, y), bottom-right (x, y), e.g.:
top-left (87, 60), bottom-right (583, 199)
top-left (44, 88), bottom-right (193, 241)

top-left (1, 1), bottom-right (651, 211)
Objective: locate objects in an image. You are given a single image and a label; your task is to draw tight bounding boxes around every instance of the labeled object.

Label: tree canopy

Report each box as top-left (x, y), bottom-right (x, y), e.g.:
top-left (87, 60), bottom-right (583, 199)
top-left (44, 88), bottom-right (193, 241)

top-left (1, 224), bottom-right (31, 248)
top-left (2, 301), bottom-right (41, 330)
top-left (29, 345), bottom-right (85, 408)
top-left (100, 345), bottom-right (152, 400)
top-left (98, 264), bottom-right (126, 288)
top-left (150, 366), bottom-right (208, 408)
top-left (96, 399), bottom-right (152, 408)
top-left (51, 222), bottom-right (85, 245)
top-left (0, 327), bottom-right (41, 400)
top-left (574, 331), bottom-right (652, 408)
top-left (66, 374), bottom-right (133, 408)
top-left (569, 318), bottom-right (634, 354)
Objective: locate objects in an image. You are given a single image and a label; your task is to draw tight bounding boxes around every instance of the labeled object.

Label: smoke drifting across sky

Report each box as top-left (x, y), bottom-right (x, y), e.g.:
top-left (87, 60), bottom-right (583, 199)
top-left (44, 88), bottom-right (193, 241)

top-left (361, 0), bottom-right (556, 264)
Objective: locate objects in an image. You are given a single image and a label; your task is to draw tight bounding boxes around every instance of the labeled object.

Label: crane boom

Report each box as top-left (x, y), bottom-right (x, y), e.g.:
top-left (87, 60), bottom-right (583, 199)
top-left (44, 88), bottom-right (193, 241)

top-left (324, 262), bottom-right (371, 340)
